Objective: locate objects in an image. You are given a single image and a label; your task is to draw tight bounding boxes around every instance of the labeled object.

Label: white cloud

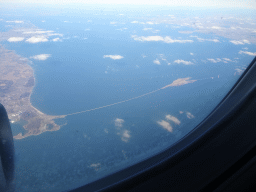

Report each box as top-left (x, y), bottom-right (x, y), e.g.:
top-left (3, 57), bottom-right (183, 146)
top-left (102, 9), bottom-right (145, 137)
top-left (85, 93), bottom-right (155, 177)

top-left (103, 55), bottom-right (124, 60)
top-left (152, 30), bottom-right (160, 33)
top-left (158, 54), bottom-right (171, 65)
top-left (153, 59), bottom-right (161, 65)
top-left (7, 37), bottom-right (24, 42)
top-left (230, 40), bottom-right (243, 45)
top-left (143, 28), bottom-right (160, 33)
top-left (6, 20), bottom-right (24, 24)
top-left (116, 27), bottom-right (128, 31)
top-left (52, 37), bottom-right (61, 42)
top-left (190, 35), bottom-right (219, 43)
top-left (132, 35), bottom-right (163, 41)
top-left (239, 50), bottom-right (256, 56)
top-left (186, 112), bottom-right (195, 119)
top-left (235, 68), bottom-right (244, 75)
top-left (208, 58), bottom-right (217, 63)
top-left (161, 36), bottom-right (193, 43)
top-left (89, 163), bottom-right (101, 171)
top-left (157, 120), bottom-right (173, 132)
top-left (165, 115), bottom-right (181, 125)
top-left (209, 39), bottom-right (219, 42)
top-left (114, 118), bottom-right (124, 128)
top-left (230, 39), bottom-right (250, 45)
top-left (114, 118), bottom-right (131, 142)
top-left (23, 30), bottom-right (54, 34)
top-left (146, 21), bottom-right (154, 25)
top-left (110, 21), bottom-right (117, 24)
top-left (26, 36), bottom-right (48, 43)
top-left (207, 58), bottom-right (223, 63)
top-left (222, 58), bottom-right (232, 62)
top-left (131, 21), bottom-right (139, 24)
top-left (22, 30), bottom-right (63, 41)
top-left (121, 130), bottom-right (131, 142)
top-left (174, 59), bottom-right (193, 65)
top-left (190, 53), bottom-right (194, 55)
top-left (131, 35), bottom-right (193, 44)
top-left (47, 33), bottom-right (63, 37)
top-left (243, 40), bottom-right (250, 44)
top-left (179, 31), bottom-right (194, 34)
top-left (143, 28), bottom-right (153, 31)
top-left (211, 26), bottom-right (222, 30)
top-left (30, 54), bottom-right (51, 61)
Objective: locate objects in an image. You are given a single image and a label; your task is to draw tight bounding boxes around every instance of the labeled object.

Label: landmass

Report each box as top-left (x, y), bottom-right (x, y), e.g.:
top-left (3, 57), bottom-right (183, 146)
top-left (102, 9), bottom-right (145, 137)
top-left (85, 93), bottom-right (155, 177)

top-left (0, 45), bottom-right (66, 139)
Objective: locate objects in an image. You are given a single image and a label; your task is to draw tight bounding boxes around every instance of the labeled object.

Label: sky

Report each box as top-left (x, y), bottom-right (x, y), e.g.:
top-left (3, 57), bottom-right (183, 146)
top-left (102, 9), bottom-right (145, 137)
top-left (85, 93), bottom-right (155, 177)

top-left (1, 0), bottom-right (256, 9)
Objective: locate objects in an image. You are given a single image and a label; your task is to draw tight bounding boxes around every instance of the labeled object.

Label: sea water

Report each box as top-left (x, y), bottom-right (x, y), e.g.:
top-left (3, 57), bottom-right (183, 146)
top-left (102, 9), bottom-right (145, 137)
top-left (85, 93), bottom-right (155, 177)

top-left (1, 8), bottom-right (254, 191)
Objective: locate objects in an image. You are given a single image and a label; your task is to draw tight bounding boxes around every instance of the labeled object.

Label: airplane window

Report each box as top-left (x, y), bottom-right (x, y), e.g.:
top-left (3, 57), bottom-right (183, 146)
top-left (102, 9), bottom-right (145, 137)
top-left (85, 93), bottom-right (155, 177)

top-left (0, 1), bottom-right (255, 191)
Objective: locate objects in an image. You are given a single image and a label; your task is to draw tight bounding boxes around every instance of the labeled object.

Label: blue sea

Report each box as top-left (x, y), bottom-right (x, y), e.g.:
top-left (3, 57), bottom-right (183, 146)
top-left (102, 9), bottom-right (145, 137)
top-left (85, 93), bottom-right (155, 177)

top-left (1, 5), bottom-right (256, 191)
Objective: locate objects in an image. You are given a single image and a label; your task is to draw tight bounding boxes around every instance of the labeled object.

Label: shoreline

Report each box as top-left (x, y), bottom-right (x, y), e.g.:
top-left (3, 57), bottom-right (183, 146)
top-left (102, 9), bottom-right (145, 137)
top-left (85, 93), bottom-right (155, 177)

top-left (0, 45), bottom-right (66, 140)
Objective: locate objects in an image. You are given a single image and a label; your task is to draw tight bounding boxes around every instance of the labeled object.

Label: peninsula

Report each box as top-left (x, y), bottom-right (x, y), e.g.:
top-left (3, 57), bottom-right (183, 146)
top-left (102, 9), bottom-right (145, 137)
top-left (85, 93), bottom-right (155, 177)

top-left (0, 45), bottom-right (66, 139)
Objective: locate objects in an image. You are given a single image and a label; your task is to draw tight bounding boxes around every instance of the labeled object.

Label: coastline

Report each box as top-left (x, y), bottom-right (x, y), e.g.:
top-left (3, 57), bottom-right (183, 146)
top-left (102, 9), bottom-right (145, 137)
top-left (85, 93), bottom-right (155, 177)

top-left (0, 45), bottom-right (66, 140)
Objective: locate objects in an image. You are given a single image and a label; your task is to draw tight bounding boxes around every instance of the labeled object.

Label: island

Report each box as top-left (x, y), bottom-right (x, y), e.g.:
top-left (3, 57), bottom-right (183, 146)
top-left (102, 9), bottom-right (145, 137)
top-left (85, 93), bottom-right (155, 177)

top-left (0, 45), bottom-right (66, 139)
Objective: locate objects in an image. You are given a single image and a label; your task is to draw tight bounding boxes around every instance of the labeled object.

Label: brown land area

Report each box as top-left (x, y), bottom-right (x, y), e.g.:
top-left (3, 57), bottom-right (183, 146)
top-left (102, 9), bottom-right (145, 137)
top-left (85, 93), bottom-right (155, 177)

top-left (0, 45), bottom-right (66, 139)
